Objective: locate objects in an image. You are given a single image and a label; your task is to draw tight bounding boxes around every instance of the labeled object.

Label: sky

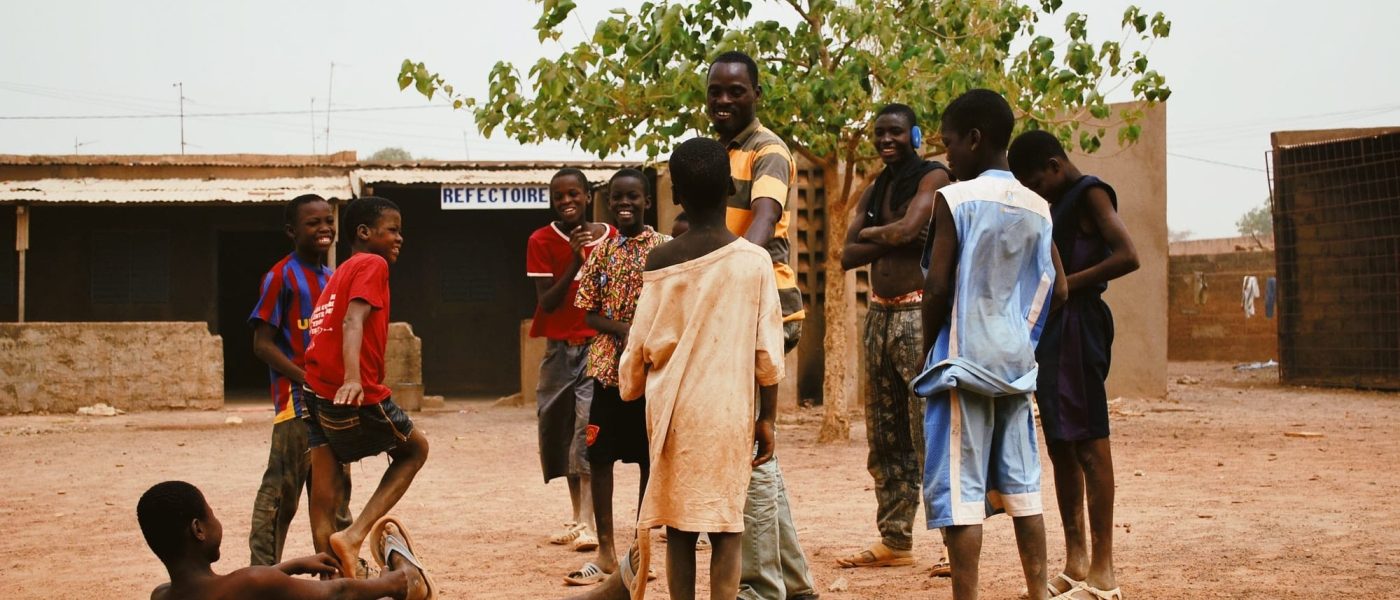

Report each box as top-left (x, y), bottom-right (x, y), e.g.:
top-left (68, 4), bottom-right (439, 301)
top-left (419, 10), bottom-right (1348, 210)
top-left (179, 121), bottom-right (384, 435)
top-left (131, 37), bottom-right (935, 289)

top-left (2, 1), bottom-right (1398, 239)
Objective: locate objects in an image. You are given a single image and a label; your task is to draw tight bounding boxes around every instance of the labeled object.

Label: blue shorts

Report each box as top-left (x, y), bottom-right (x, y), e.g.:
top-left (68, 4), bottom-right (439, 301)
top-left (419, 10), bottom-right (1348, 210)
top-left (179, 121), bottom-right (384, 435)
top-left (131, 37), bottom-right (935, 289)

top-left (923, 388), bottom-right (1042, 528)
top-left (302, 386), bottom-right (414, 463)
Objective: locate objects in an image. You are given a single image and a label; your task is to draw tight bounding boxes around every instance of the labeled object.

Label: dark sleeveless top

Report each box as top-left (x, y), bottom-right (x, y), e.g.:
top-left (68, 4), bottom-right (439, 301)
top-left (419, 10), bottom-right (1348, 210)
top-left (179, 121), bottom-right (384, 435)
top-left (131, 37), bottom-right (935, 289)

top-left (866, 157), bottom-right (947, 225)
top-left (1052, 175), bottom-right (1117, 296)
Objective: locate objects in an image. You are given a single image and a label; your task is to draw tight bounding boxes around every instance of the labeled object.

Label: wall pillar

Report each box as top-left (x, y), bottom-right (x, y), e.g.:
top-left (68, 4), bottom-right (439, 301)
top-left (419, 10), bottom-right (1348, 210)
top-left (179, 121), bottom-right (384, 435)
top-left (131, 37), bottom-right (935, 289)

top-left (15, 204), bottom-right (28, 323)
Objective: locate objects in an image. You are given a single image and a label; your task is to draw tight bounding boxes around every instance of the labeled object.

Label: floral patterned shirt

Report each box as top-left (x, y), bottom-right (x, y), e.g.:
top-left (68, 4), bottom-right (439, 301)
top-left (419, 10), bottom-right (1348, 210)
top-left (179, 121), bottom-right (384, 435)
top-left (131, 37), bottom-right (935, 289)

top-left (575, 227), bottom-right (670, 387)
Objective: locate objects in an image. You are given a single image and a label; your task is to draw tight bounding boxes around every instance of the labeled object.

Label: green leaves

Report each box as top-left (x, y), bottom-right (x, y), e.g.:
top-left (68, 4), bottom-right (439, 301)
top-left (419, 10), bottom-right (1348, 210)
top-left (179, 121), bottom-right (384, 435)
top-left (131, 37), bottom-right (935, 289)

top-left (399, 0), bottom-right (1171, 167)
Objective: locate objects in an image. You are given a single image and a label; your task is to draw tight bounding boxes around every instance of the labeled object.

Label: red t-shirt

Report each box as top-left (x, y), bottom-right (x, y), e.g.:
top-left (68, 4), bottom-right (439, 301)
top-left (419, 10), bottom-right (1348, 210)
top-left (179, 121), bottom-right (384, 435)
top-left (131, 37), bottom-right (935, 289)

top-left (526, 222), bottom-right (614, 341)
top-left (304, 252), bottom-right (392, 404)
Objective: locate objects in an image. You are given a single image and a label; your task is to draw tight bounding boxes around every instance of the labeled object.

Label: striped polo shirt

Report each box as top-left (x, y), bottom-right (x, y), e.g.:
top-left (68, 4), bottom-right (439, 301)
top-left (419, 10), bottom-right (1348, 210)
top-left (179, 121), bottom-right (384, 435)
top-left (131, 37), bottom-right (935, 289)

top-left (724, 118), bottom-right (805, 323)
top-left (248, 253), bottom-right (332, 423)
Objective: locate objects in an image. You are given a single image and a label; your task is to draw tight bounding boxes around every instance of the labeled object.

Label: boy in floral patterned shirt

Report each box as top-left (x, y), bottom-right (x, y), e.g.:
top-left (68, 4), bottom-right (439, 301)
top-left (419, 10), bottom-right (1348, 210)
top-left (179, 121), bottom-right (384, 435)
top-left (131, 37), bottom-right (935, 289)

top-left (567, 168), bottom-right (670, 585)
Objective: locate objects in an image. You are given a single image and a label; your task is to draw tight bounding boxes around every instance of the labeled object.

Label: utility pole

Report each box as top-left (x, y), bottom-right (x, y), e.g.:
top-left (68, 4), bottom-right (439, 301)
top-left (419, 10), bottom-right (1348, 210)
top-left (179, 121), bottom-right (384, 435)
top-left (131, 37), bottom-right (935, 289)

top-left (173, 82), bottom-right (187, 154)
top-left (324, 62), bottom-right (335, 155)
top-left (73, 137), bottom-right (96, 153)
top-left (310, 97), bottom-right (317, 155)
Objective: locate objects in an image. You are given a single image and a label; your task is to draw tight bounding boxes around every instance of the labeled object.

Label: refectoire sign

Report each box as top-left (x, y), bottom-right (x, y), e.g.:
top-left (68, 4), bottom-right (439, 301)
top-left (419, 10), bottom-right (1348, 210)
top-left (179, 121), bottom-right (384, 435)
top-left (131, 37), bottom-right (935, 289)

top-left (441, 185), bottom-right (551, 209)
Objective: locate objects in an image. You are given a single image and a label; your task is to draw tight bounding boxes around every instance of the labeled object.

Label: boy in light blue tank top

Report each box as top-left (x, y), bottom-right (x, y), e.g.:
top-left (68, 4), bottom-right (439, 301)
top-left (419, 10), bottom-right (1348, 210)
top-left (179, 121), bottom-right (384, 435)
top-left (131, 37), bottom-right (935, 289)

top-left (912, 89), bottom-right (1067, 600)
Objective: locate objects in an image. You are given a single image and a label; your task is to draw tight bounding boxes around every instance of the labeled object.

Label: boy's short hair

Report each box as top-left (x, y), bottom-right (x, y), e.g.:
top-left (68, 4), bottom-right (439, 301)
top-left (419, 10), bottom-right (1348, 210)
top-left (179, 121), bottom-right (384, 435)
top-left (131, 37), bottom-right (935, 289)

top-left (877, 103), bottom-right (918, 128)
top-left (669, 138), bottom-right (731, 210)
top-left (283, 194), bottom-right (327, 226)
top-left (137, 481), bottom-right (206, 563)
top-left (710, 50), bottom-right (760, 87)
top-left (942, 89), bottom-right (1015, 151)
top-left (342, 196), bottom-right (399, 238)
top-left (610, 168), bottom-right (651, 198)
top-left (552, 167), bottom-right (592, 190)
top-left (1008, 130), bottom-right (1068, 178)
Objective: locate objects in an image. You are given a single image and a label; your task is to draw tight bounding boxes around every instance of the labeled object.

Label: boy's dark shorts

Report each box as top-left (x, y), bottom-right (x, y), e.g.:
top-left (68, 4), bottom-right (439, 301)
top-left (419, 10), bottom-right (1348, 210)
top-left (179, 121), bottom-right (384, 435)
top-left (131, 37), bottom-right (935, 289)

top-left (585, 381), bottom-right (648, 466)
top-left (302, 386), bottom-right (415, 464)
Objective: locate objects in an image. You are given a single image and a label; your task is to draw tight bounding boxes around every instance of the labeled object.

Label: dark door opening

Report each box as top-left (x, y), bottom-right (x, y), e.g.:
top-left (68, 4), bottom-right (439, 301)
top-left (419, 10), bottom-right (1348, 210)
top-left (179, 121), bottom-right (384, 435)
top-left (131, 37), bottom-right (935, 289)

top-left (218, 231), bottom-right (292, 394)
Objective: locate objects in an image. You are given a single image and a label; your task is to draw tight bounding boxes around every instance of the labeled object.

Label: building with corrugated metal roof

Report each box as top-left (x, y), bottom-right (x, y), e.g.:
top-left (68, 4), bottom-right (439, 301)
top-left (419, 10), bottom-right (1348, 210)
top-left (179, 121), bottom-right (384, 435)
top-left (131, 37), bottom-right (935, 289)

top-left (0, 152), bottom-right (648, 397)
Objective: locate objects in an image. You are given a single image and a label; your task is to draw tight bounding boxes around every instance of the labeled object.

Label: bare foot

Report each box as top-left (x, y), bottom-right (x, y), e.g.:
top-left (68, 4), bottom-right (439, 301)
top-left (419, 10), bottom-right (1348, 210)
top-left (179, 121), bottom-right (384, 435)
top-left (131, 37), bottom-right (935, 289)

top-left (329, 531), bottom-right (363, 580)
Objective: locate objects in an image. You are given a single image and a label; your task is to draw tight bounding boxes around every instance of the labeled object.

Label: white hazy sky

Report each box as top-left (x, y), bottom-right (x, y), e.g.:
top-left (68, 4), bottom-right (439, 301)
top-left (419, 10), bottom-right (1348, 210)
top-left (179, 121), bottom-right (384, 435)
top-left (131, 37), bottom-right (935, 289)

top-left (3, 1), bottom-right (1398, 238)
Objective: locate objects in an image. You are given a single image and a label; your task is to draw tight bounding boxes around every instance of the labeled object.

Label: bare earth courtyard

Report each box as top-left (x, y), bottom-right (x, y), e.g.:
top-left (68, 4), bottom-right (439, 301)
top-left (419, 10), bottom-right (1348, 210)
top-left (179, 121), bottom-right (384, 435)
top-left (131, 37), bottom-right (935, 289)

top-left (0, 362), bottom-right (1397, 599)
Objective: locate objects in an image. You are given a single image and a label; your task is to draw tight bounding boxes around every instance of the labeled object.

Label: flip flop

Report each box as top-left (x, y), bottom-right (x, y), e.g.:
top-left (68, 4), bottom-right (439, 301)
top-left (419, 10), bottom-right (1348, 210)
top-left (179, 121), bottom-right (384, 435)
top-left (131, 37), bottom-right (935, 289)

top-left (835, 542), bottom-right (915, 568)
top-left (369, 516), bottom-right (438, 600)
top-left (563, 561), bottom-right (606, 586)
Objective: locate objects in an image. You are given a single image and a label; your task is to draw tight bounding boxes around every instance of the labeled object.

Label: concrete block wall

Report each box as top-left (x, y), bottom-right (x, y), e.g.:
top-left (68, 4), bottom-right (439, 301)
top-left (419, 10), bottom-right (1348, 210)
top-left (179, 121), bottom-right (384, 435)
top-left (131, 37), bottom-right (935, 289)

top-left (0, 322), bottom-right (223, 414)
top-left (1168, 251), bottom-right (1277, 362)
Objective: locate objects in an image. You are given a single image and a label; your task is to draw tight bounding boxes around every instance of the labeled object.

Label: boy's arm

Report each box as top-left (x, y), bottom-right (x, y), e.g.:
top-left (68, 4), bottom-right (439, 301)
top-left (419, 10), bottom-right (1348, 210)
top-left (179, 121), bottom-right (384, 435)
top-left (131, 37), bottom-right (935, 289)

top-left (1050, 244), bottom-right (1069, 311)
top-left (921, 194), bottom-right (958, 358)
top-left (253, 322), bottom-right (305, 385)
top-left (858, 168), bottom-right (950, 247)
top-left (743, 147), bottom-right (791, 247)
top-left (752, 383), bottom-right (778, 467)
top-left (238, 565), bottom-right (407, 600)
top-left (333, 300), bottom-right (371, 406)
top-left (841, 185), bottom-right (891, 270)
top-left (584, 312), bottom-right (630, 339)
top-left (1065, 187), bottom-right (1140, 291)
top-left (275, 553), bottom-right (342, 577)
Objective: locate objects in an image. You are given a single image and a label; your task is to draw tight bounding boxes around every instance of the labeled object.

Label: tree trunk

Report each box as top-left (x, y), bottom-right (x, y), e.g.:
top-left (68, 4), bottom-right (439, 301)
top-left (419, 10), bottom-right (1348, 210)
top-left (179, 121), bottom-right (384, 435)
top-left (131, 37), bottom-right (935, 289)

top-left (817, 163), bottom-right (854, 442)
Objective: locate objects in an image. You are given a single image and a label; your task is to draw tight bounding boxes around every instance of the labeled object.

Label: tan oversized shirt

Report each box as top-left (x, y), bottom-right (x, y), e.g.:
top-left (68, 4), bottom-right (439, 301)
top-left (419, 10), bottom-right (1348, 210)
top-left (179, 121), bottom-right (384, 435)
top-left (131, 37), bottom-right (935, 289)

top-left (619, 239), bottom-right (786, 532)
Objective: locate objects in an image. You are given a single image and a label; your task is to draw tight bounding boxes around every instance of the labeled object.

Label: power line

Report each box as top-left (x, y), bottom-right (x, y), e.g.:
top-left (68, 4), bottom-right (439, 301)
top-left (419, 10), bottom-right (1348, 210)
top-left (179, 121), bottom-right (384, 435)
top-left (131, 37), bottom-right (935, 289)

top-left (1168, 151), bottom-right (1266, 173)
top-left (0, 104), bottom-right (453, 120)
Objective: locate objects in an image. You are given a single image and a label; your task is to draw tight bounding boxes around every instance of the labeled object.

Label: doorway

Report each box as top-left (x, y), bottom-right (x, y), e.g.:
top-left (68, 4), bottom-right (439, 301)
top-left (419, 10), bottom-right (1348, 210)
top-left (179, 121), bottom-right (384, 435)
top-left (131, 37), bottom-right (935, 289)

top-left (217, 230), bottom-right (292, 394)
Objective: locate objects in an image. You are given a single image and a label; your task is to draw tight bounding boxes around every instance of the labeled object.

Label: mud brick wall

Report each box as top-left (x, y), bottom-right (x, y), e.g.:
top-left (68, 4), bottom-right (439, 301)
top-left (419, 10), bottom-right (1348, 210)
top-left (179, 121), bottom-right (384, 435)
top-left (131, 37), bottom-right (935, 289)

top-left (0, 322), bottom-right (223, 414)
top-left (1168, 251), bottom-right (1277, 362)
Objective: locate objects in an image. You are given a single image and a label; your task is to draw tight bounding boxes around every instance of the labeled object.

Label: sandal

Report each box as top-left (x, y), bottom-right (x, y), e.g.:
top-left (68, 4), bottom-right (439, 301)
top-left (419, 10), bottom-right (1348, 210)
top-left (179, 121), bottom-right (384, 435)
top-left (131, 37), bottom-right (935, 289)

top-left (550, 522), bottom-right (583, 545)
top-left (835, 542), bottom-right (915, 568)
top-left (928, 556), bottom-right (951, 578)
top-left (1058, 583), bottom-right (1122, 600)
top-left (563, 561), bottom-right (606, 586)
top-left (1026, 573), bottom-right (1083, 598)
top-left (369, 516), bottom-right (437, 600)
top-left (572, 529), bottom-right (599, 552)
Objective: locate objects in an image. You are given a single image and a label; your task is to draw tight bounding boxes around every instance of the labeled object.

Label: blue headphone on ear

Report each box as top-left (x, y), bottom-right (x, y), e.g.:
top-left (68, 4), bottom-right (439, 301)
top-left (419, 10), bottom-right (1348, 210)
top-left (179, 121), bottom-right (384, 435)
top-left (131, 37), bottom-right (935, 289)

top-left (911, 125), bottom-right (923, 149)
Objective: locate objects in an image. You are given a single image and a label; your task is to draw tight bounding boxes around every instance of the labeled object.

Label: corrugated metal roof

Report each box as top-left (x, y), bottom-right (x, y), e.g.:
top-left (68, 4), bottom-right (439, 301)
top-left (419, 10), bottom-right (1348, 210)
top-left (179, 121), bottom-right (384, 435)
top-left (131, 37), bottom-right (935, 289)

top-left (355, 167), bottom-right (619, 186)
top-left (0, 176), bottom-right (355, 204)
top-left (0, 152), bottom-right (359, 167)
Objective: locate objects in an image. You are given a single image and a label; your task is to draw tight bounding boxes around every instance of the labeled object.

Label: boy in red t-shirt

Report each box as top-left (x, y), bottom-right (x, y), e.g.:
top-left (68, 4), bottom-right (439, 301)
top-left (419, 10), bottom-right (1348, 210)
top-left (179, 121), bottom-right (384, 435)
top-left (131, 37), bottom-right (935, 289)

top-left (302, 196), bottom-right (429, 577)
top-left (527, 168), bottom-right (615, 551)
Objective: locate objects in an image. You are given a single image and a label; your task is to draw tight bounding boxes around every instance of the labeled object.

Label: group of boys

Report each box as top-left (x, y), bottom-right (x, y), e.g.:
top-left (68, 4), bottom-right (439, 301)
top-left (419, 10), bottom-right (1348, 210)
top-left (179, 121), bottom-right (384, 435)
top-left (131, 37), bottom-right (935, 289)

top-left (839, 90), bottom-right (1137, 600)
top-left (137, 49), bottom-right (1137, 600)
top-left (139, 194), bottom-right (437, 599)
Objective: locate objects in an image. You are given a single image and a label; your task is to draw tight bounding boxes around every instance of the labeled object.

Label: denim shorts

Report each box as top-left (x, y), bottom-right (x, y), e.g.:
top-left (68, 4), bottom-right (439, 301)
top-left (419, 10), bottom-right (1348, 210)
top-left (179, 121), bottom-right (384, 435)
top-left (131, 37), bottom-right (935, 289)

top-left (302, 386), bottom-right (414, 463)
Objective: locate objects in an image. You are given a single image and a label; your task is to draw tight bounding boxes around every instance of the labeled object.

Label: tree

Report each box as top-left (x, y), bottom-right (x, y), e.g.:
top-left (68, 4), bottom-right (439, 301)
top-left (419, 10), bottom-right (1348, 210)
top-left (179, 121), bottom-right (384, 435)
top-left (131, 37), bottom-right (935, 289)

top-left (401, 0), bottom-right (1171, 441)
top-left (367, 147), bottom-right (413, 162)
top-left (1236, 199), bottom-right (1273, 237)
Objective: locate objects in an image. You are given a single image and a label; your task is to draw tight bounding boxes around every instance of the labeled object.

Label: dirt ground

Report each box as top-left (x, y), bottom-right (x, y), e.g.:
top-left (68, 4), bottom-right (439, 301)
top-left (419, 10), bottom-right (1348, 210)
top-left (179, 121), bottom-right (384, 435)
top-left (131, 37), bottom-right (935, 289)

top-left (0, 361), bottom-right (1397, 599)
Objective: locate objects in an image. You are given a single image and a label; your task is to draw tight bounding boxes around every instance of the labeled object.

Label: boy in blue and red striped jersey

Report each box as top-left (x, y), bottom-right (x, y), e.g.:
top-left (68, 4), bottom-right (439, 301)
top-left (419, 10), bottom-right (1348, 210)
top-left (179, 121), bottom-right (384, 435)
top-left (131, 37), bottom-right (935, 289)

top-left (247, 194), bottom-right (349, 566)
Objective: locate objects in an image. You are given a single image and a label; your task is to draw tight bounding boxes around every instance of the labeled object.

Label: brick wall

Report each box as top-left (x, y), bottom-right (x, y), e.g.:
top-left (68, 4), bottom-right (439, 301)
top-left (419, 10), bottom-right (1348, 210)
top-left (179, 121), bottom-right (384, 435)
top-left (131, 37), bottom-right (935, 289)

top-left (1168, 251), bottom-right (1277, 362)
top-left (0, 322), bottom-right (223, 414)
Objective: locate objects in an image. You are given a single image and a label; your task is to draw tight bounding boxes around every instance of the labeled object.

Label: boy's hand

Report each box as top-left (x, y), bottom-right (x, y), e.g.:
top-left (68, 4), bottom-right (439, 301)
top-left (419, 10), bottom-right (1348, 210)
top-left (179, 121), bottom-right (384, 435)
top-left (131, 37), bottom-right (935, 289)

top-left (752, 419), bottom-right (776, 467)
top-left (279, 552), bottom-right (343, 577)
top-left (333, 381), bottom-right (364, 406)
top-left (568, 225), bottom-right (596, 257)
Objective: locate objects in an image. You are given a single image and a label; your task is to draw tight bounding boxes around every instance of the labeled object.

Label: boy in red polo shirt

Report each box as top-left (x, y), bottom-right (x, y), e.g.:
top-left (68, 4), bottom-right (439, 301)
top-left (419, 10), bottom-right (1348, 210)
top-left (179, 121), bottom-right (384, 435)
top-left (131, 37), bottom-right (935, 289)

top-left (302, 196), bottom-right (429, 577)
top-left (527, 168), bottom-right (615, 550)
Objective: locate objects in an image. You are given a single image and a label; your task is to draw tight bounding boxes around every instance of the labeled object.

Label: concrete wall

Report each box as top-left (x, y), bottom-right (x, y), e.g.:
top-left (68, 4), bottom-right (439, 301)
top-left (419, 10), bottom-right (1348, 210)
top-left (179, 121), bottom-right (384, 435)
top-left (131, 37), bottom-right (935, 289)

top-left (1168, 251), bottom-right (1277, 362)
top-left (385, 322), bottom-right (424, 410)
top-left (0, 322), bottom-right (222, 414)
top-left (1069, 101), bottom-right (1170, 399)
